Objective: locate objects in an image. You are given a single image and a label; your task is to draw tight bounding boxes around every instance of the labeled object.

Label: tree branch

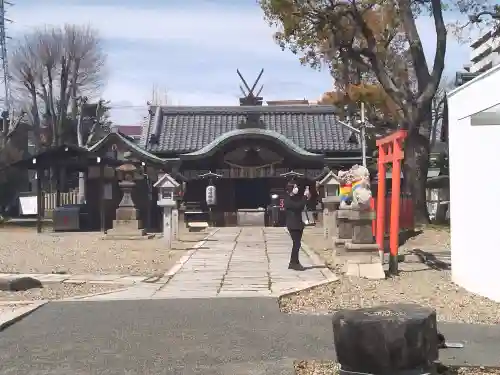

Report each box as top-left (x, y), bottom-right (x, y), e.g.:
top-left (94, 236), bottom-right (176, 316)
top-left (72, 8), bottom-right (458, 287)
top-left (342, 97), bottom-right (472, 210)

top-left (398, 0), bottom-right (430, 90)
top-left (349, 3), bottom-right (407, 116)
top-left (416, 0), bottom-right (447, 116)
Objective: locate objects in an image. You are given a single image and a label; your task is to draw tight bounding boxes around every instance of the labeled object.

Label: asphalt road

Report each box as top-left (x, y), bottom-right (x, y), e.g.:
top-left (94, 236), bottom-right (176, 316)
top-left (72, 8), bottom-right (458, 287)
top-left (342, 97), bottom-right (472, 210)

top-left (0, 298), bottom-right (499, 375)
top-left (0, 298), bottom-right (334, 375)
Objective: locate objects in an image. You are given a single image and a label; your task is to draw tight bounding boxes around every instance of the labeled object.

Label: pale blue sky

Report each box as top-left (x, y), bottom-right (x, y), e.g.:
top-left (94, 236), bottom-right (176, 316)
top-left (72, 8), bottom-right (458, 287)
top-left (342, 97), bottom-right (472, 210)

top-left (8, 0), bottom-right (472, 125)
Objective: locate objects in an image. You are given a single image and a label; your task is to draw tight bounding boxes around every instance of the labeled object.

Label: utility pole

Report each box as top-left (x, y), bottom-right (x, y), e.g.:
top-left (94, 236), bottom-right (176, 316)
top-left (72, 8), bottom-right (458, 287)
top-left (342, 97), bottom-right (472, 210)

top-left (0, 0), bottom-right (11, 113)
top-left (336, 103), bottom-right (368, 168)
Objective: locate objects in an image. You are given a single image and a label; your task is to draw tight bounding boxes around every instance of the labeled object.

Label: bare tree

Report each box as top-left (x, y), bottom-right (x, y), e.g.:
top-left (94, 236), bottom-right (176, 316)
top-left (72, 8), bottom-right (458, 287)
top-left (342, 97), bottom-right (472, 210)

top-left (0, 109), bottom-right (26, 164)
top-left (9, 24), bottom-right (107, 203)
top-left (74, 96), bottom-right (111, 203)
top-left (150, 85), bottom-right (171, 106)
top-left (10, 24), bottom-right (106, 150)
top-left (430, 77), bottom-right (453, 148)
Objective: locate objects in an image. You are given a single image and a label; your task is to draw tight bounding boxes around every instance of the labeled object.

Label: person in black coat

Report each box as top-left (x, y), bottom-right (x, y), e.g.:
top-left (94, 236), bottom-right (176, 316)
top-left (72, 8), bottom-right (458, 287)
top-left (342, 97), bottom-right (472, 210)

top-left (284, 181), bottom-right (311, 271)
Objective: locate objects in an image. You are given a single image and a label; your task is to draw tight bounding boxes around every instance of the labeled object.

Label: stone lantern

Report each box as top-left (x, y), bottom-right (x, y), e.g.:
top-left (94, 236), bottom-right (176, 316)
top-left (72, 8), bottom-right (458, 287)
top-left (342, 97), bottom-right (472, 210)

top-left (154, 172), bottom-right (180, 248)
top-left (318, 171), bottom-right (341, 240)
top-left (115, 163), bottom-right (139, 221)
top-left (104, 163), bottom-right (150, 240)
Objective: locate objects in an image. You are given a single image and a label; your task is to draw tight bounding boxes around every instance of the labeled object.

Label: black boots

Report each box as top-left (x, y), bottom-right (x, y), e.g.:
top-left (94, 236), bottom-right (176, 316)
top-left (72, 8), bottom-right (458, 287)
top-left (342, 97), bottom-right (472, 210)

top-left (288, 262), bottom-right (306, 271)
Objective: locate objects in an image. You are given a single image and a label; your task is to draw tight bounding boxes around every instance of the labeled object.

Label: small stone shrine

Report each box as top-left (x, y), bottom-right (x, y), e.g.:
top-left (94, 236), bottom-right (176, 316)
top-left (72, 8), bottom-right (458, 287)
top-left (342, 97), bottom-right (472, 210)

top-left (332, 304), bottom-right (439, 375)
top-left (104, 163), bottom-right (153, 240)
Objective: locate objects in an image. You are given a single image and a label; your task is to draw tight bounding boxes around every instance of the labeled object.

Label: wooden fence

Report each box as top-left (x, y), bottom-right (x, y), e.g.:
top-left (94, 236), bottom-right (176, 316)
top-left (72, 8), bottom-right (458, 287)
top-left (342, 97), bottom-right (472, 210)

top-left (43, 189), bottom-right (79, 212)
top-left (371, 194), bottom-right (414, 236)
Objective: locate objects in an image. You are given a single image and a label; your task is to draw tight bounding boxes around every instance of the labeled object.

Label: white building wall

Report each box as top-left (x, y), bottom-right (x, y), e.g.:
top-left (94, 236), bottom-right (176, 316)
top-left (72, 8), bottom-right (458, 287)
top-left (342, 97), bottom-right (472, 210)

top-left (448, 65), bottom-right (500, 302)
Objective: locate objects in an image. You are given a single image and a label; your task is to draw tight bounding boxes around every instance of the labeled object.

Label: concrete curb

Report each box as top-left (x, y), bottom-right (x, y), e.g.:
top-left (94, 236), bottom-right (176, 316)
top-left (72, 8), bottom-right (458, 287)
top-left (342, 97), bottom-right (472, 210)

top-left (300, 241), bottom-right (339, 281)
top-left (0, 300), bottom-right (48, 332)
top-left (275, 278), bottom-right (339, 300)
top-left (265, 229), bottom-right (340, 300)
top-left (0, 300), bottom-right (36, 306)
top-left (59, 286), bottom-right (132, 302)
top-left (0, 273), bottom-right (145, 286)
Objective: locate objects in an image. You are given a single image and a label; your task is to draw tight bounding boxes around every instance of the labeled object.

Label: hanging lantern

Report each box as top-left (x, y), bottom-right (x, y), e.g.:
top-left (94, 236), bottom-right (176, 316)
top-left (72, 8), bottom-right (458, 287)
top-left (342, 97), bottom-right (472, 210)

top-left (206, 184), bottom-right (216, 206)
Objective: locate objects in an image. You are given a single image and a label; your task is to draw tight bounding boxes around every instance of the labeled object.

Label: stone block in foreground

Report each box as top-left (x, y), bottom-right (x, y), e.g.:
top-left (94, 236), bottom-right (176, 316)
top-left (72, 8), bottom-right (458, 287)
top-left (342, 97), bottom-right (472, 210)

top-left (332, 304), bottom-right (438, 375)
top-left (0, 276), bottom-right (43, 291)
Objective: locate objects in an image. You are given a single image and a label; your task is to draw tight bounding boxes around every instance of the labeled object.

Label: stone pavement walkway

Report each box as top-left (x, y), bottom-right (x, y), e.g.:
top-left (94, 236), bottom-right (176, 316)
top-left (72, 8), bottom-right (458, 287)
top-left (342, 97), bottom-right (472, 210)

top-left (78, 227), bottom-right (338, 301)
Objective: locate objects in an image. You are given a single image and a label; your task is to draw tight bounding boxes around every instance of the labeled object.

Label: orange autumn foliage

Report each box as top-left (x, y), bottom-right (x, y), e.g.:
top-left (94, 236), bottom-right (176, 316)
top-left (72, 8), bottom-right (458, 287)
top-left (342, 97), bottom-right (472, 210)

top-left (320, 83), bottom-right (403, 123)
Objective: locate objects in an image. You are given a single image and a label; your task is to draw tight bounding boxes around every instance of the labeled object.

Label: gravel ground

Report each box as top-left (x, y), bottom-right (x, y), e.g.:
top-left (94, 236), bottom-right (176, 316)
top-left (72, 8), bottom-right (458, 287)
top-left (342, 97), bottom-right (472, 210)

top-left (0, 283), bottom-right (124, 301)
top-left (294, 361), bottom-right (500, 375)
top-left (302, 226), bottom-right (451, 267)
top-left (399, 225), bottom-right (451, 253)
top-left (0, 228), bottom-right (208, 275)
top-left (292, 228), bottom-right (500, 325)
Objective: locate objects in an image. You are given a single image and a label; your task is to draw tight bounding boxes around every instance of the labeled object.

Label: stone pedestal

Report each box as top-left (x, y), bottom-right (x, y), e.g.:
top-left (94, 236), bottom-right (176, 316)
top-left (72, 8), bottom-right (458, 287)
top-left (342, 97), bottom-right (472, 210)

top-left (335, 208), bottom-right (352, 245)
top-left (159, 203), bottom-right (180, 248)
top-left (161, 203), bottom-right (174, 248)
top-left (178, 205), bottom-right (186, 228)
top-left (104, 173), bottom-right (151, 240)
top-left (344, 209), bottom-right (379, 252)
top-left (350, 209), bottom-right (375, 244)
top-left (237, 209), bottom-right (266, 226)
top-left (341, 209), bottom-right (383, 278)
top-left (322, 197), bottom-right (340, 240)
top-left (333, 304), bottom-right (439, 375)
top-left (172, 208), bottom-right (179, 241)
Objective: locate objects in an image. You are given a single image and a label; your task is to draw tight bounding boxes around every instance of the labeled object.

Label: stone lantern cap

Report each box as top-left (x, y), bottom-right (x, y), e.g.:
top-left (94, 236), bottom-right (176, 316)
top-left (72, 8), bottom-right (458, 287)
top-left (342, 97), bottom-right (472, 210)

top-left (154, 172), bottom-right (180, 189)
top-left (318, 170), bottom-right (341, 186)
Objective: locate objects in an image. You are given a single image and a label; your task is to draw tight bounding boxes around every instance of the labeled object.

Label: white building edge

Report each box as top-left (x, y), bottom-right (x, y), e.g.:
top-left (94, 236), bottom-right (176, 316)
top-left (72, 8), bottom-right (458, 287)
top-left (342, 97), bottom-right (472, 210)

top-left (448, 63), bottom-right (500, 302)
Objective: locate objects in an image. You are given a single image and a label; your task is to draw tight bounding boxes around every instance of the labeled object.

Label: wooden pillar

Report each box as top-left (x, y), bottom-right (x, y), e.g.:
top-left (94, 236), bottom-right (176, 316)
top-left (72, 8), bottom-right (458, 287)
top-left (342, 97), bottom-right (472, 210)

top-left (55, 165), bottom-right (61, 208)
top-left (389, 140), bottom-right (403, 275)
top-left (376, 130), bottom-right (407, 275)
top-left (99, 164), bottom-right (106, 232)
top-left (36, 169), bottom-right (43, 233)
top-left (376, 146), bottom-right (386, 257)
top-left (145, 173), bottom-right (151, 233)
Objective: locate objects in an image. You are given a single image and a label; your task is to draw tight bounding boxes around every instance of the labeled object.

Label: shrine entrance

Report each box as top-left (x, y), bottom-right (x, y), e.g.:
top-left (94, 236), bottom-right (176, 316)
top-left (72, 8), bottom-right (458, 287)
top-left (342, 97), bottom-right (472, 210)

top-left (234, 178), bottom-right (271, 209)
top-left (178, 128), bottom-right (325, 226)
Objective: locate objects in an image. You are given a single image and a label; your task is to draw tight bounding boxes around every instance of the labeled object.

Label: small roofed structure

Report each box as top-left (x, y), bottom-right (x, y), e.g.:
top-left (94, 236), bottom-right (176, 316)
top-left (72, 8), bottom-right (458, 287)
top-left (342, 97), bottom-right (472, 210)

top-left (319, 170), bottom-right (341, 198)
top-left (5, 144), bottom-right (121, 233)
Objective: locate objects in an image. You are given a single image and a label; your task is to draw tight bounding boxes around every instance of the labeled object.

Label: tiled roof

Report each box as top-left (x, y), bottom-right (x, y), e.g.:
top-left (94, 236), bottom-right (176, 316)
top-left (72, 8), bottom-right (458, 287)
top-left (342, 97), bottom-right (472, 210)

top-left (88, 131), bottom-right (168, 165)
top-left (139, 105), bottom-right (361, 154)
top-left (112, 125), bottom-right (142, 137)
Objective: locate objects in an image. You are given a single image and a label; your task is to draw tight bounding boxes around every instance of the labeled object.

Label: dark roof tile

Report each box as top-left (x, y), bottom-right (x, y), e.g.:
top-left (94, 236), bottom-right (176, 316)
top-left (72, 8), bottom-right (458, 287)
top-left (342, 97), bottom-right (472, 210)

top-left (140, 105), bottom-right (361, 154)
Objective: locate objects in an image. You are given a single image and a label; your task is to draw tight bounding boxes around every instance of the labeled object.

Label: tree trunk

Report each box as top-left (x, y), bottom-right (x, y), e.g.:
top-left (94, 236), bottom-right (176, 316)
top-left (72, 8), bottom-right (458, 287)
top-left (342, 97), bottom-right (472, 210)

top-left (403, 128), bottom-right (431, 226)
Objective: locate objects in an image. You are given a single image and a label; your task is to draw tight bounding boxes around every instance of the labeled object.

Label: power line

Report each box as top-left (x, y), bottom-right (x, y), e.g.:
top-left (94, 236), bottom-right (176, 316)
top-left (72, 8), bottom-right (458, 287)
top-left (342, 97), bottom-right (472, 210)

top-left (0, 0), bottom-right (11, 112)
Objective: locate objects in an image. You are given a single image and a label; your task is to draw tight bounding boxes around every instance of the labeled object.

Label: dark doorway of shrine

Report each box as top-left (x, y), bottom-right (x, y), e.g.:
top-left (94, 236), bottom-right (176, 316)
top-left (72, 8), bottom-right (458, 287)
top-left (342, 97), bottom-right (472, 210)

top-left (233, 178), bottom-right (271, 209)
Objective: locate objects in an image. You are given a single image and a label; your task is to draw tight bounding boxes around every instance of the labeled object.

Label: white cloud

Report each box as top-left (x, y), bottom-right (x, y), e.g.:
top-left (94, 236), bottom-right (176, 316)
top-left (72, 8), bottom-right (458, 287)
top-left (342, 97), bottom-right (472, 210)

top-left (6, 2), bottom-right (475, 125)
top-left (8, 3), bottom-right (283, 56)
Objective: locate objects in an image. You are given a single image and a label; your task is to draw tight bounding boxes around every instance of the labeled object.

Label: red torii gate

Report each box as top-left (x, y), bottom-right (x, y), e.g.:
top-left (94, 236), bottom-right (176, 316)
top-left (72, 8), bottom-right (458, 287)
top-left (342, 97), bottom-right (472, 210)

top-left (375, 130), bottom-right (407, 275)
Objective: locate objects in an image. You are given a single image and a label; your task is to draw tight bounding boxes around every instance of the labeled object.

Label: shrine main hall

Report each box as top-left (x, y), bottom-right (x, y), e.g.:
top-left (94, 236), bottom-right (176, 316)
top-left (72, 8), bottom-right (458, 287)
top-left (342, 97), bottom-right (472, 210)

top-left (47, 90), bottom-right (364, 231)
